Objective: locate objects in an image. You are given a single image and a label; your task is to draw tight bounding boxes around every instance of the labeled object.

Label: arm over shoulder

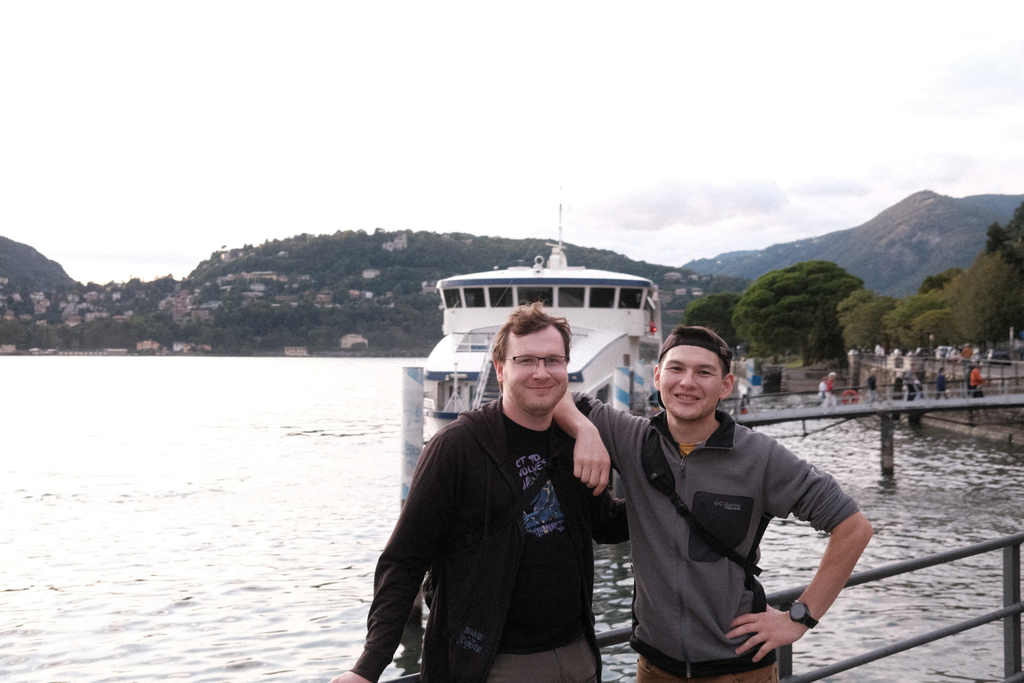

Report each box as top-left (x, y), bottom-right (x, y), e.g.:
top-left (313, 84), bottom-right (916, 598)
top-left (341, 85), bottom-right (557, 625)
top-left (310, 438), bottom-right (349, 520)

top-left (570, 392), bottom-right (650, 472)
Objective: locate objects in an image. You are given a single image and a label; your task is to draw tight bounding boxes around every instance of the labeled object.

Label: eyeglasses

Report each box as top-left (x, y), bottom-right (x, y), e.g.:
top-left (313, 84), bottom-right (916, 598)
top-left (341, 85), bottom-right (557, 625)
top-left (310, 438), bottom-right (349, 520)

top-left (508, 355), bottom-right (569, 370)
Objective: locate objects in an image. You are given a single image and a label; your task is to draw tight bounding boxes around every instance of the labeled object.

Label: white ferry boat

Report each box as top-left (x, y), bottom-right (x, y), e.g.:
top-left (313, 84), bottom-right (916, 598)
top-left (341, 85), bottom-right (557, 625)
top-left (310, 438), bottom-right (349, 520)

top-left (422, 239), bottom-right (663, 438)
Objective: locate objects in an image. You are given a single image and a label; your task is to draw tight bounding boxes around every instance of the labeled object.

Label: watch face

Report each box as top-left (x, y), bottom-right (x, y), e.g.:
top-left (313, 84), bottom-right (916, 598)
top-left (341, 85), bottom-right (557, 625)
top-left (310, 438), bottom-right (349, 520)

top-left (790, 602), bottom-right (808, 621)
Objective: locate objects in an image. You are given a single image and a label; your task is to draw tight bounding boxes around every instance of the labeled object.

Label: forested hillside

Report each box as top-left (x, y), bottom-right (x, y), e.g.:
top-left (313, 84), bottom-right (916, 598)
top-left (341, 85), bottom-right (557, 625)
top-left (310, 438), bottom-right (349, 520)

top-left (1, 229), bottom-right (749, 354)
top-left (0, 235), bottom-right (76, 290)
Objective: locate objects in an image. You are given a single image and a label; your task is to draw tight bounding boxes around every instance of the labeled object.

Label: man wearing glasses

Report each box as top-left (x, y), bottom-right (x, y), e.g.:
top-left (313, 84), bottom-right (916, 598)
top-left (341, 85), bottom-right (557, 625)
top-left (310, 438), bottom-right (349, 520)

top-left (332, 302), bottom-right (627, 683)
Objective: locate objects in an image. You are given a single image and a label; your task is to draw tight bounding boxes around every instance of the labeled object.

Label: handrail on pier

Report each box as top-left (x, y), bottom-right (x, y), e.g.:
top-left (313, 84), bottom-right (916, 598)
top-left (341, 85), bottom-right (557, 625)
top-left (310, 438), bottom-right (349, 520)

top-left (775, 530), bottom-right (1023, 682)
top-left (382, 532), bottom-right (1024, 682)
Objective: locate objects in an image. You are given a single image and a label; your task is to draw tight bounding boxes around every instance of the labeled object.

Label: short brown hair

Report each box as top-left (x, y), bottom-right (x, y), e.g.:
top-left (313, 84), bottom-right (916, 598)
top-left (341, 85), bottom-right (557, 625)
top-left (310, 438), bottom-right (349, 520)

top-left (658, 325), bottom-right (732, 376)
top-left (492, 302), bottom-right (571, 365)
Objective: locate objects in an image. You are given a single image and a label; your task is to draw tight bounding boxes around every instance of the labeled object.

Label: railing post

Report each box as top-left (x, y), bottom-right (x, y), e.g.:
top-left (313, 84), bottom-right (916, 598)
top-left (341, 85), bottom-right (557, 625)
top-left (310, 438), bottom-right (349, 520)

top-left (1006, 542), bottom-right (1022, 678)
top-left (777, 643), bottom-right (793, 678)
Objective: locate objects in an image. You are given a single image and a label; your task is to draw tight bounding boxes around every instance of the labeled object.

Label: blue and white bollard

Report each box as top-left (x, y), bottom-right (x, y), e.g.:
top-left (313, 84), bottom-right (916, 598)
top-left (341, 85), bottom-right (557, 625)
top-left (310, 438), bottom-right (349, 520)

top-left (613, 366), bottom-right (631, 414)
top-left (402, 366), bottom-right (425, 504)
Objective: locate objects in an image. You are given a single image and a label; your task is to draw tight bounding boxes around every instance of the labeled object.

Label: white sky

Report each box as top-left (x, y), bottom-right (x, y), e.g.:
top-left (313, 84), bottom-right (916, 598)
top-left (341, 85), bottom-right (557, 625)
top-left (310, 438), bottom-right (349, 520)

top-left (2, 2), bottom-right (1023, 284)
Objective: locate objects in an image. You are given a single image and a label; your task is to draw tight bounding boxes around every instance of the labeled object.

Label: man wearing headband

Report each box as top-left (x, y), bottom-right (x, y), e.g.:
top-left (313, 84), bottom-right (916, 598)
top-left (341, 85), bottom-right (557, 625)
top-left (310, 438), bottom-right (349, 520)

top-left (555, 325), bottom-right (873, 683)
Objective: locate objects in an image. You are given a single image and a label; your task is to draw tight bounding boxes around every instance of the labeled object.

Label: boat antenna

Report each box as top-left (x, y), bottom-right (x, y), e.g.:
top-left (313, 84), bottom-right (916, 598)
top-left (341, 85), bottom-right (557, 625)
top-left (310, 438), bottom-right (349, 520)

top-left (545, 189), bottom-right (569, 270)
top-left (558, 201), bottom-right (564, 249)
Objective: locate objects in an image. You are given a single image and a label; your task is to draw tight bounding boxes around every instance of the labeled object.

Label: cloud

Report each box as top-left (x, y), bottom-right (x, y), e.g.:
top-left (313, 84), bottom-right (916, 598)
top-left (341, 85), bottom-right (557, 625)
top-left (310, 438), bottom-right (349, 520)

top-left (869, 154), bottom-right (982, 193)
top-left (45, 247), bottom-right (208, 284)
top-left (915, 40), bottom-right (1024, 118)
top-left (789, 177), bottom-right (872, 198)
top-left (577, 179), bottom-right (789, 232)
top-left (941, 41), bottom-right (1024, 109)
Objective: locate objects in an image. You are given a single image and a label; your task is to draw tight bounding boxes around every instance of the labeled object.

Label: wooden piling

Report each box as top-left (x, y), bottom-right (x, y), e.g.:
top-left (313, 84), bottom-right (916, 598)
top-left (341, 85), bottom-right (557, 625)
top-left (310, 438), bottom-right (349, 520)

top-left (880, 412), bottom-right (895, 476)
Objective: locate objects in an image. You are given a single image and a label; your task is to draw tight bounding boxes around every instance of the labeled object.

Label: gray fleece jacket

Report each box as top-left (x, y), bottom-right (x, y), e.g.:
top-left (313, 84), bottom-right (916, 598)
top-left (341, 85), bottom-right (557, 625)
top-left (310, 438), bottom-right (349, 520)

top-left (577, 393), bottom-right (859, 677)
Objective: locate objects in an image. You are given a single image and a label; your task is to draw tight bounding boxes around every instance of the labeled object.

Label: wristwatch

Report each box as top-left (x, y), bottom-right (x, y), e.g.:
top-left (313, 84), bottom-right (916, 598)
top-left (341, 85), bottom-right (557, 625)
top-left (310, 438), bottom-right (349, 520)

top-left (788, 600), bottom-right (819, 629)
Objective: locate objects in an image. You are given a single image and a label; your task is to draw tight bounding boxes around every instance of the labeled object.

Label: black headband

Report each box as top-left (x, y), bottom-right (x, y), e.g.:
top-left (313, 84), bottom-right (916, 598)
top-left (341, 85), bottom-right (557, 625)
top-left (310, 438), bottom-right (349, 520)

top-left (658, 333), bottom-right (732, 366)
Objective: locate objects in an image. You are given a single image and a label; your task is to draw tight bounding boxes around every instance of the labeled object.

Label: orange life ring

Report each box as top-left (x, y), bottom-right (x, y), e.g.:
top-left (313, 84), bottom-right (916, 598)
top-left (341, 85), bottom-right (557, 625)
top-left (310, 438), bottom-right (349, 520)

top-left (841, 389), bottom-right (859, 404)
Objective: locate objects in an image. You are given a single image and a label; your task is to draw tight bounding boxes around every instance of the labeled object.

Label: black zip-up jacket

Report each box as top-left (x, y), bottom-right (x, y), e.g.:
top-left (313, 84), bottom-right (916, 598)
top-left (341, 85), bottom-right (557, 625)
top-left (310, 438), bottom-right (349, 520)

top-left (352, 397), bottom-right (629, 682)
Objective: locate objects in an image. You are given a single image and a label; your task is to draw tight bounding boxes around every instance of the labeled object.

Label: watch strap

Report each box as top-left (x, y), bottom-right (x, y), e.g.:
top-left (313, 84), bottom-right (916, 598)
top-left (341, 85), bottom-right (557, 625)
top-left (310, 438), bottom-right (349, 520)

top-left (790, 600), bottom-right (819, 629)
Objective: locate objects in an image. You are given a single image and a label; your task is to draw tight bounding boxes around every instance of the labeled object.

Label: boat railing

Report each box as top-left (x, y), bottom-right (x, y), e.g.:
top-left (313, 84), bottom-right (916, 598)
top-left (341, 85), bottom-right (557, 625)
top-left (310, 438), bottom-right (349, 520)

top-left (381, 531), bottom-right (1024, 682)
top-left (468, 333), bottom-right (496, 411)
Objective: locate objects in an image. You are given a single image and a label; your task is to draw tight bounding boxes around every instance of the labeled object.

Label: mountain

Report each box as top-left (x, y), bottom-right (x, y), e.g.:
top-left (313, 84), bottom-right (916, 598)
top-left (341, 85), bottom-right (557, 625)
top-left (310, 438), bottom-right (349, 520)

top-left (0, 235), bottom-right (77, 290)
top-left (683, 191), bottom-right (1024, 296)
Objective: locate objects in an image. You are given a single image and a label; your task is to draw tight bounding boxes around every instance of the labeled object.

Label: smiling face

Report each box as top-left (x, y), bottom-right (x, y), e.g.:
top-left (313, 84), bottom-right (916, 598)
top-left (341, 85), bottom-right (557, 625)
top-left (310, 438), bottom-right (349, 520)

top-left (494, 325), bottom-right (569, 430)
top-left (654, 344), bottom-right (734, 443)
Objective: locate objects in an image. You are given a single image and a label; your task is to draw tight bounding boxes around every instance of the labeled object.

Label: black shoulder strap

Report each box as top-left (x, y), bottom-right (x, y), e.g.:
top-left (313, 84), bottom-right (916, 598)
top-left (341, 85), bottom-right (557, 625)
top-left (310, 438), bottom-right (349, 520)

top-left (641, 429), bottom-right (762, 576)
top-left (492, 463), bottom-right (551, 531)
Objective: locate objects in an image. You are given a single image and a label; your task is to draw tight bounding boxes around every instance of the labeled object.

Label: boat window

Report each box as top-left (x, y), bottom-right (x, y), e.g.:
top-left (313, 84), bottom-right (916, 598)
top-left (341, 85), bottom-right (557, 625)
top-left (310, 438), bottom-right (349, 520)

top-left (619, 288), bottom-right (644, 309)
top-left (464, 287), bottom-right (486, 308)
top-left (443, 288), bottom-right (462, 308)
top-left (590, 287), bottom-right (615, 308)
top-left (489, 287), bottom-right (513, 307)
top-left (559, 287), bottom-right (585, 307)
top-left (519, 287), bottom-right (553, 306)
top-left (640, 341), bottom-right (659, 362)
top-left (595, 384), bottom-right (610, 404)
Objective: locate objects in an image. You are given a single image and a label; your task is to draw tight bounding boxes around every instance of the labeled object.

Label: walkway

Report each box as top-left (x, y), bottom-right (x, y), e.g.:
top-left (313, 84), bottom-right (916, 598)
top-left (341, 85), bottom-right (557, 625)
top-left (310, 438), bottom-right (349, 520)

top-left (734, 392), bottom-right (1024, 427)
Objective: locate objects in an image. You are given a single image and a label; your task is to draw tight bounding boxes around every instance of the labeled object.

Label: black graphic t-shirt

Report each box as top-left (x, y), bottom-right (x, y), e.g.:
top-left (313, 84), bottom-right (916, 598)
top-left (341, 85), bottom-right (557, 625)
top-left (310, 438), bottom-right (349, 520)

top-left (498, 416), bottom-right (584, 653)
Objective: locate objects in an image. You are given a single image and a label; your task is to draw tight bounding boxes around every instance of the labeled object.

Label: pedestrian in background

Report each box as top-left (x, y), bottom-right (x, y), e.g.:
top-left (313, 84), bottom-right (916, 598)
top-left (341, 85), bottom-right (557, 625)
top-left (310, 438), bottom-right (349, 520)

top-left (969, 364), bottom-right (985, 398)
top-left (865, 368), bottom-right (878, 404)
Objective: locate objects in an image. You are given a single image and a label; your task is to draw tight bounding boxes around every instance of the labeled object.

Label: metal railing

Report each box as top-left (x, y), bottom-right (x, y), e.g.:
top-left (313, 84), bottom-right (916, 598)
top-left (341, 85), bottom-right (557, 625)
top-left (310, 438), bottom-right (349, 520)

top-left (590, 532), bottom-right (1024, 683)
top-left (772, 531), bottom-right (1023, 682)
top-left (728, 377), bottom-right (1024, 416)
top-left (382, 532), bottom-right (1023, 682)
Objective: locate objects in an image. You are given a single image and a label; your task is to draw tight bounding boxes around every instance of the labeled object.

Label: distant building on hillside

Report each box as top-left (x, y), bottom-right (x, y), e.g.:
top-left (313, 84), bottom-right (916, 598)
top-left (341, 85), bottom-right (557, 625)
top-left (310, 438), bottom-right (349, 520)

top-left (284, 347), bottom-right (308, 357)
top-left (340, 334), bottom-right (368, 349)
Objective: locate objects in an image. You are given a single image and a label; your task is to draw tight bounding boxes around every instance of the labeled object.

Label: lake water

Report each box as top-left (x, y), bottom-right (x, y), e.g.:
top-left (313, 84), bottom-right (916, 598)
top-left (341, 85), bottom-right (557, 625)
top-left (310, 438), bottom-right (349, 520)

top-left (1, 357), bottom-right (1022, 682)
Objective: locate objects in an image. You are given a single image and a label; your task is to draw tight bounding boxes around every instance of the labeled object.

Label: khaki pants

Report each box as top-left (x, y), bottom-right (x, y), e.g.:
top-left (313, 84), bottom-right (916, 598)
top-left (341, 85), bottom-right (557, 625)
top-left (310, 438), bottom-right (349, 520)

top-left (485, 635), bottom-right (597, 683)
top-left (636, 654), bottom-right (779, 683)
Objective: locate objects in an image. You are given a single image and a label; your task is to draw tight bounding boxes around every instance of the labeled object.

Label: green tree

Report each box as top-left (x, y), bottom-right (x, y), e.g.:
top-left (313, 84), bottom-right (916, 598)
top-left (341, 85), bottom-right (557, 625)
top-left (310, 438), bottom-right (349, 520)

top-left (881, 289), bottom-right (953, 349)
top-left (985, 199), bottom-right (1024, 276)
top-left (946, 252), bottom-right (1024, 344)
top-left (836, 290), bottom-right (897, 350)
top-left (0, 319), bottom-right (27, 348)
top-left (918, 267), bottom-right (964, 295)
top-left (732, 261), bottom-right (863, 362)
top-left (910, 308), bottom-right (956, 347)
top-left (683, 293), bottom-right (741, 347)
